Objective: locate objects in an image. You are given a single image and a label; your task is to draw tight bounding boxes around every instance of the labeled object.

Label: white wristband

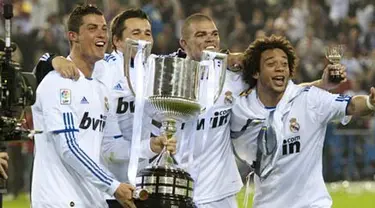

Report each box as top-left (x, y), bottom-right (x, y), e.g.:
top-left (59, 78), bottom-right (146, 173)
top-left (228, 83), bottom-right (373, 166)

top-left (366, 96), bottom-right (375, 111)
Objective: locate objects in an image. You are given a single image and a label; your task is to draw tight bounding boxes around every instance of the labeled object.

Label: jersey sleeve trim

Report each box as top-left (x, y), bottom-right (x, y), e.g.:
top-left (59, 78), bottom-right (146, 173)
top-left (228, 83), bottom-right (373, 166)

top-left (53, 129), bottom-right (79, 134)
top-left (63, 112), bottom-right (114, 186)
top-left (113, 135), bottom-right (122, 139)
top-left (344, 96), bottom-right (352, 115)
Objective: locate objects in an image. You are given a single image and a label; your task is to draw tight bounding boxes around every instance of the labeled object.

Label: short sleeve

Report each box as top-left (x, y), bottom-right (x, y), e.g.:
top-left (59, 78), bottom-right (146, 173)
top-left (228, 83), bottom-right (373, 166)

top-left (307, 87), bottom-right (351, 125)
top-left (36, 72), bottom-right (79, 133)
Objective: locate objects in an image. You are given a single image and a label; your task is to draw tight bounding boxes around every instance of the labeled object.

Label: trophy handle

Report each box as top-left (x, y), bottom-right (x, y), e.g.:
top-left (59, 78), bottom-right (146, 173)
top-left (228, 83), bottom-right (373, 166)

top-left (200, 51), bottom-right (227, 104)
top-left (123, 38), bottom-right (152, 95)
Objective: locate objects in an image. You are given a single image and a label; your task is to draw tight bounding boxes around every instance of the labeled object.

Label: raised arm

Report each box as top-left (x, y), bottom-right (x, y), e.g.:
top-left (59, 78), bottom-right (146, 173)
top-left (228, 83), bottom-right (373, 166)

top-left (299, 64), bottom-right (347, 91)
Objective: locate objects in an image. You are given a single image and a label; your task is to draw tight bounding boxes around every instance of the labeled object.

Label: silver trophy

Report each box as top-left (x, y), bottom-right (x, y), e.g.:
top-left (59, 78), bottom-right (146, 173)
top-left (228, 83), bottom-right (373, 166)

top-left (325, 45), bottom-right (344, 83)
top-left (123, 39), bottom-right (226, 208)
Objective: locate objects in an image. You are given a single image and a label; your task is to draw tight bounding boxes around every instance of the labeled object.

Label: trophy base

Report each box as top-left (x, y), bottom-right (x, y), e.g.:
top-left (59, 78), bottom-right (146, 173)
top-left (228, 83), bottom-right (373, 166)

top-left (136, 167), bottom-right (195, 208)
top-left (135, 195), bottom-right (195, 208)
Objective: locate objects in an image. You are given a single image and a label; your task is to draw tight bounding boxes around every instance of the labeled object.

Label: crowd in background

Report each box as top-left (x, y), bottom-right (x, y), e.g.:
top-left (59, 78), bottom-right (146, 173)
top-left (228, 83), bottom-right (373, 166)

top-left (0, 0), bottom-right (374, 201)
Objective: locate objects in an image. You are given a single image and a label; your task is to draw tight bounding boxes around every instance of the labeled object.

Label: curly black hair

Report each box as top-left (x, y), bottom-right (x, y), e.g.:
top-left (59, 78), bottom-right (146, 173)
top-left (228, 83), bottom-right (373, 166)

top-left (242, 35), bottom-right (298, 88)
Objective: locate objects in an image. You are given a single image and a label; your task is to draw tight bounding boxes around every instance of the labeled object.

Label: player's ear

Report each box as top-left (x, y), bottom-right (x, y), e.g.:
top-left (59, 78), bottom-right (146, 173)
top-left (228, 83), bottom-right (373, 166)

top-left (252, 72), bottom-right (259, 79)
top-left (68, 31), bottom-right (79, 43)
top-left (113, 35), bottom-right (121, 49)
top-left (179, 38), bottom-right (187, 51)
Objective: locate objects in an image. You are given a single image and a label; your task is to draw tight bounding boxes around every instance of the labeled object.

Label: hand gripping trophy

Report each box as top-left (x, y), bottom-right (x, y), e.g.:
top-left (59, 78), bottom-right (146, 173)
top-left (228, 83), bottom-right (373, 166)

top-left (123, 39), bottom-right (226, 208)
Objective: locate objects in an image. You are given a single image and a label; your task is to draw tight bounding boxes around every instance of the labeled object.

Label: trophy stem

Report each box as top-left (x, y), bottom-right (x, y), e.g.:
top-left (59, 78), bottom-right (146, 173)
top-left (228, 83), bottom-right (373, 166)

top-left (161, 119), bottom-right (177, 140)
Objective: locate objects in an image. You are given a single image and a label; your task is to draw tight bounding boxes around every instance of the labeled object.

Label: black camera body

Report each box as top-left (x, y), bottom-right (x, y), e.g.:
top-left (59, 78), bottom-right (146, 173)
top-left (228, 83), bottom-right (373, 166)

top-left (0, 51), bottom-right (37, 142)
top-left (0, 1), bottom-right (37, 143)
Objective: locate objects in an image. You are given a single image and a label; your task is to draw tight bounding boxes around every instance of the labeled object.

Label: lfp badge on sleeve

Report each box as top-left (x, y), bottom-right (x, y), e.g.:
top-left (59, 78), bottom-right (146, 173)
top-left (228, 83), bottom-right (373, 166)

top-left (60, 89), bottom-right (71, 105)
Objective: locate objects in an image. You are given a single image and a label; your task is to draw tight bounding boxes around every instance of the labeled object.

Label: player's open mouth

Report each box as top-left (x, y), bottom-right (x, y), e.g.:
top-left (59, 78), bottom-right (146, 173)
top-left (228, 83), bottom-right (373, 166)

top-left (95, 41), bottom-right (106, 48)
top-left (272, 76), bottom-right (285, 86)
top-left (205, 45), bottom-right (216, 50)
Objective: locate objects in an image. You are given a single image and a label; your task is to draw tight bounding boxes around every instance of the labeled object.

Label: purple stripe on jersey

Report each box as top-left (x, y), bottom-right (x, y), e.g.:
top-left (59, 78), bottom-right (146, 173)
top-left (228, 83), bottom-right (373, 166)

top-left (63, 113), bottom-right (113, 185)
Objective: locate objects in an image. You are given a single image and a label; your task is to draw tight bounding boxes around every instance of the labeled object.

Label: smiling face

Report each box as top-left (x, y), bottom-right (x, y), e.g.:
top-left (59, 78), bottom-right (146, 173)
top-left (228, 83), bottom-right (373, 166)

top-left (113, 17), bottom-right (153, 53)
top-left (180, 19), bottom-right (220, 61)
top-left (254, 48), bottom-right (290, 95)
top-left (68, 14), bottom-right (108, 62)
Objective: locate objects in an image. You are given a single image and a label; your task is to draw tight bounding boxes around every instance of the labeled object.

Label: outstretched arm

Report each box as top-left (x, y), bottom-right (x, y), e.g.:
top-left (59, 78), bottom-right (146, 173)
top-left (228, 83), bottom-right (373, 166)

top-left (346, 87), bottom-right (375, 116)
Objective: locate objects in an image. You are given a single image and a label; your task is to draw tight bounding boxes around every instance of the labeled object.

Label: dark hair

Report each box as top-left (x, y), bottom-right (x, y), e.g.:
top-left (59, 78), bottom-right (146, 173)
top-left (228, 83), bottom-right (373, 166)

top-left (110, 8), bottom-right (150, 50)
top-left (243, 35), bottom-right (298, 88)
top-left (181, 13), bottom-right (214, 39)
top-left (67, 4), bottom-right (103, 33)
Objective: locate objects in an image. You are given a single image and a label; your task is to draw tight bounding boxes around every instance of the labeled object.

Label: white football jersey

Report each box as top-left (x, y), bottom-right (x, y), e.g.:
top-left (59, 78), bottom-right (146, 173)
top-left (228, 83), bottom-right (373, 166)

top-left (95, 51), bottom-right (157, 183)
top-left (176, 70), bottom-right (246, 204)
top-left (31, 69), bottom-right (119, 208)
top-left (233, 86), bottom-right (351, 208)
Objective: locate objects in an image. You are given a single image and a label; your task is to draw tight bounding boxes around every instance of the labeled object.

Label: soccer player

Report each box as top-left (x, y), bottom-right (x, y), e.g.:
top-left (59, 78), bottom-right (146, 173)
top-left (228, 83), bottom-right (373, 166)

top-left (230, 35), bottom-right (375, 208)
top-left (42, 12), bottom-right (346, 208)
top-left (175, 14), bottom-right (347, 208)
top-left (175, 14), bottom-right (245, 208)
top-left (31, 5), bottom-right (135, 208)
top-left (33, 8), bottom-right (176, 208)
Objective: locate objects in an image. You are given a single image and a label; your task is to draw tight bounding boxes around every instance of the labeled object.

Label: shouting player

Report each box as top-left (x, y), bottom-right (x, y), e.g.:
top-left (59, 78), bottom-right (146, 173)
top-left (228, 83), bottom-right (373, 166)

top-left (231, 35), bottom-right (375, 208)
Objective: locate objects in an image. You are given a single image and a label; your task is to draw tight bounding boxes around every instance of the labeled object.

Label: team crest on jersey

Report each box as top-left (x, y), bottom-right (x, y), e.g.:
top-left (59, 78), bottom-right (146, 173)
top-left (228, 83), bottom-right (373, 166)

top-left (224, 91), bottom-right (233, 105)
top-left (60, 89), bottom-right (71, 105)
top-left (289, 118), bottom-right (300, 133)
top-left (104, 97), bottom-right (109, 112)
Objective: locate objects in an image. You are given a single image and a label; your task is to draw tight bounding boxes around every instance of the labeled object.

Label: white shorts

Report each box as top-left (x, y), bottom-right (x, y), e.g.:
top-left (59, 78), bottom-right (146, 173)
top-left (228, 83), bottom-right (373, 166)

top-left (196, 195), bottom-right (238, 208)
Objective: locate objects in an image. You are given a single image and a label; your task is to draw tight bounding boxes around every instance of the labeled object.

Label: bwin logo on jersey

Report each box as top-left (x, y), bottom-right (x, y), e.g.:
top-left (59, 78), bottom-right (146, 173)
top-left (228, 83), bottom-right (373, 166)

top-left (116, 97), bottom-right (135, 114)
top-left (181, 109), bottom-right (230, 130)
top-left (79, 112), bottom-right (106, 132)
top-left (282, 136), bottom-right (301, 155)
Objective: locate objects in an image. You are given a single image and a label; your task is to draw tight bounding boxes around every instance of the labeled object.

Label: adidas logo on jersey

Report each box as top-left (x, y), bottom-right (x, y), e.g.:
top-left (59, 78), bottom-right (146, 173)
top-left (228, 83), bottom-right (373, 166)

top-left (114, 83), bottom-right (123, 91)
top-left (81, 96), bottom-right (89, 104)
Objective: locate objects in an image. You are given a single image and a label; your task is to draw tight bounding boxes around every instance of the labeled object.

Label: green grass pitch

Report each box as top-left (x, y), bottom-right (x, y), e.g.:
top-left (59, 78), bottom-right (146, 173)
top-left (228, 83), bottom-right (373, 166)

top-left (4, 182), bottom-right (375, 208)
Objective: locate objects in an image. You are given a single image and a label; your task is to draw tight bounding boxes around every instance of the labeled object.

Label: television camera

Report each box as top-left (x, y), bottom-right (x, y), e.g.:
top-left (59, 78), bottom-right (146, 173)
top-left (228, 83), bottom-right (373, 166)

top-left (0, 2), bottom-right (37, 145)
